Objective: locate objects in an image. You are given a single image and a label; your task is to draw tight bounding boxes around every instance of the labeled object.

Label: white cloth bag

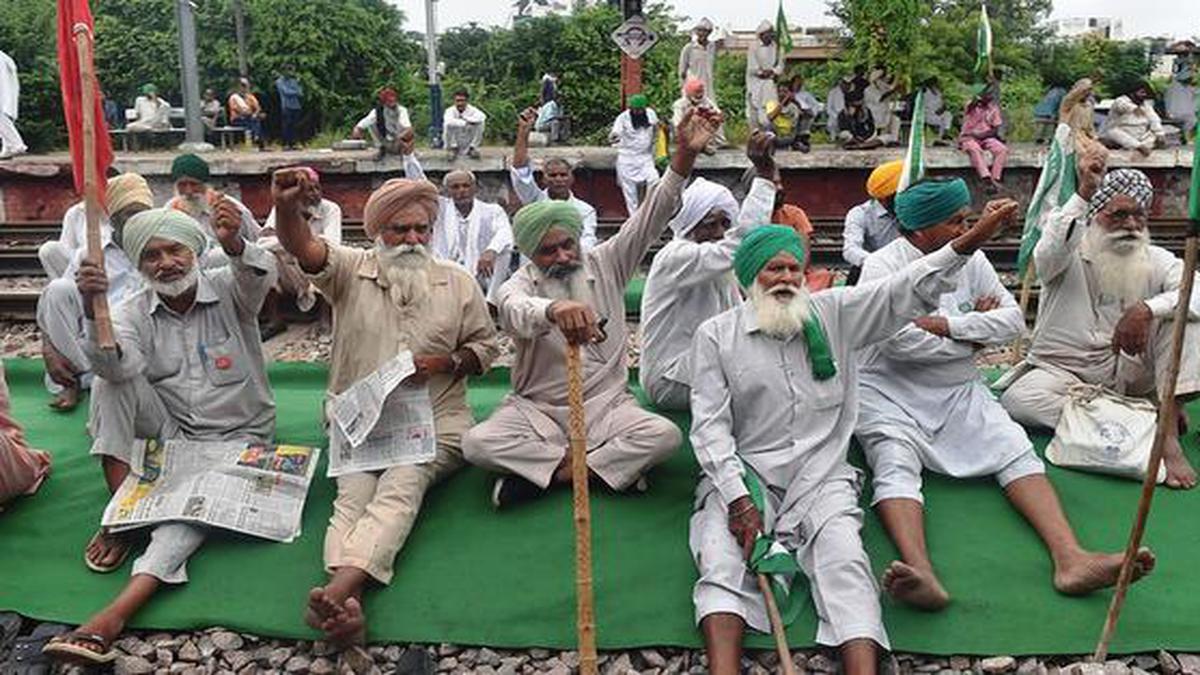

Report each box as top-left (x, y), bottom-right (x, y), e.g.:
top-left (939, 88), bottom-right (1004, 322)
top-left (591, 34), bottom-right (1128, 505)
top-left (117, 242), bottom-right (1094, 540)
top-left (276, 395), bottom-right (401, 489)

top-left (1045, 384), bottom-right (1165, 483)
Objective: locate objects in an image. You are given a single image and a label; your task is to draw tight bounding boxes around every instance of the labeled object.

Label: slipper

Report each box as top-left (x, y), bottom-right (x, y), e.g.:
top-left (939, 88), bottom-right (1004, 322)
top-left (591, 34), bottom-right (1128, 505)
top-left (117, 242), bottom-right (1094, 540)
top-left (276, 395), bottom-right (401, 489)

top-left (5, 623), bottom-right (69, 674)
top-left (41, 630), bottom-right (118, 665)
top-left (84, 528), bottom-right (131, 573)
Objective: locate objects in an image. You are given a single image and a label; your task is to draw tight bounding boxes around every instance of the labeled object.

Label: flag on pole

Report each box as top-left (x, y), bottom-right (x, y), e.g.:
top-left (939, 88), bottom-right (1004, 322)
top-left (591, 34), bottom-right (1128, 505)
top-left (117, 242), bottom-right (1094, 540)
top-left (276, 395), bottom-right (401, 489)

top-left (57, 0), bottom-right (113, 204)
top-left (1018, 123), bottom-right (1077, 276)
top-left (776, 0), bottom-right (793, 61)
top-left (898, 89), bottom-right (926, 193)
top-left (974, 2), bottom-right (993, 79)
top-left (1190, 100), bottom-right (1200, 233)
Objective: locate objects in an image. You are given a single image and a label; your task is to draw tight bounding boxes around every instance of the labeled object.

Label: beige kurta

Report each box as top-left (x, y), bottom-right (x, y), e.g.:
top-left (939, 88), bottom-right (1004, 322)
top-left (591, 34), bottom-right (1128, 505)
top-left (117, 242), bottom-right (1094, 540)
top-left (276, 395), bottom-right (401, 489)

top-left (309, 244), bottom-right (499, 583)
top-left (462, 169), bottom-right (689, 490)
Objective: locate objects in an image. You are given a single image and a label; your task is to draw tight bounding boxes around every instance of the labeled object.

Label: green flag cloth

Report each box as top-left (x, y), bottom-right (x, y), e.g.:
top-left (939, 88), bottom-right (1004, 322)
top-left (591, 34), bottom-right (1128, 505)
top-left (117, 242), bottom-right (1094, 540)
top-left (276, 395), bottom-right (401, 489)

top-left (776, 0), bottom-right (793, 60)
top-left (974, 3), bottom-right (993, 79)
top-left (1018, 123), bottom-right (1077, 276)
top-left (1189, 100), bottom-right (1200, 233)
top-left (743, 470), bottom-right (806, 626)
top-left (899, 89), bottom-right (926, 193)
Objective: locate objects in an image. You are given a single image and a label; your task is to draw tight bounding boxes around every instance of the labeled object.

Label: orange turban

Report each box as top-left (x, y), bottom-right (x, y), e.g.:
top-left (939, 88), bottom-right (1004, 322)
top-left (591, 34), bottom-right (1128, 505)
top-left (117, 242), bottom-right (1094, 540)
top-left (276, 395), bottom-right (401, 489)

top-left (362, 179), bottom-right (440, 238)
top-left (866, 160), bottom-right (904, 200)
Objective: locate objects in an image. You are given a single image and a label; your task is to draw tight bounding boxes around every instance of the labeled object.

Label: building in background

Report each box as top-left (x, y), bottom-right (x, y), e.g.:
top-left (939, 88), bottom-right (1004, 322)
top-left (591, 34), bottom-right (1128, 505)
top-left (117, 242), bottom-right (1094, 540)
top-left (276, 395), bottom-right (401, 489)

top-left (1051, 16), bottom-right (1124, 40)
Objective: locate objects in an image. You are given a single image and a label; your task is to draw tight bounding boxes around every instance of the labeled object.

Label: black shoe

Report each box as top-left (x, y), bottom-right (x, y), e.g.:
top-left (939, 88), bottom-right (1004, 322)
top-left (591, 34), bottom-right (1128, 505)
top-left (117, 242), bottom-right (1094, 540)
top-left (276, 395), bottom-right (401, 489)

top-left (491, 475), bottom-right (544, 510)
top-left (467, 147), bottom-right (481, 159)
top-left (259, 321), bottom-right (288, 342)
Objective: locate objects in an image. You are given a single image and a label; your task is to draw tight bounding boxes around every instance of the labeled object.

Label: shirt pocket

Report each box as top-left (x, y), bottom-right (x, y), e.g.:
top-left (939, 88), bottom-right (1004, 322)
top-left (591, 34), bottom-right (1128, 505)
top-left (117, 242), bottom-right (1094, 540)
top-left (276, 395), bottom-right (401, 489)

top-left (201, 335), bottom-right (248, 387)
top-left (807, 370), bottom-right (844, 411)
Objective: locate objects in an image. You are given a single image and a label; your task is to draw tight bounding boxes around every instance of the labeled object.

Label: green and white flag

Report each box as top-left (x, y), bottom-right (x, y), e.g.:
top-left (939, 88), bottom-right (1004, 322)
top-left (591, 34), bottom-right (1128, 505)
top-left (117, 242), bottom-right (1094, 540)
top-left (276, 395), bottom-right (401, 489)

top-left (898, 89), bottom-right (926, 193)
top-left (1018, 123), bottom-right (1077, 276)
top-left (1190, 96), bottom-right (1200, 233)
top-left (776, 0), bottom-right (793, 60)
top-left (974, 2), bottom-right (993, 79)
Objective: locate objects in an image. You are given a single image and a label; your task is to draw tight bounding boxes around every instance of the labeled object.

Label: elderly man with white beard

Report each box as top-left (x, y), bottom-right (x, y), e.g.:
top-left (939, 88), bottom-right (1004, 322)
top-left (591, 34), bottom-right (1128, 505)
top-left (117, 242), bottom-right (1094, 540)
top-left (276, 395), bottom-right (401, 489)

top-left (639, 131), bottom-right (776, 411)
top-left (856, 179), bottom-right (1155, 613)
top-left (165, 154), bottom-right (261, 268)
top-left (1001, 145), bottom-right (1200, 489)
top-left (462, 108), bottom-right (724, 509)
top-left (270, 171), bottom-right (499, 646)
top-left (43, 207), bottom-right (277, 665)
top-left (686, 200), bottom-right (1013, 675)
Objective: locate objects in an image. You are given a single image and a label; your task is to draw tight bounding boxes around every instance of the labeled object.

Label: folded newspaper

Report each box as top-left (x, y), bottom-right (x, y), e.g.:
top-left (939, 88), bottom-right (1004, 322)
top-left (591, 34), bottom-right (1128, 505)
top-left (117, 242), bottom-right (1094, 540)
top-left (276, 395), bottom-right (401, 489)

top-left (102, 440), bottom-right (320, 543)
top-left (327, 350), bottom-right (438, 478)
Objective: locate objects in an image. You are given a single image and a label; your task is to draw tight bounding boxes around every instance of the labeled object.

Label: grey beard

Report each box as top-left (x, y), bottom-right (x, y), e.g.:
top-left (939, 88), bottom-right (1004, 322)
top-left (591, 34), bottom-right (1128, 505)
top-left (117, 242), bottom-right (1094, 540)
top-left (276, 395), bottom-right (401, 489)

top-left (536, 264), bottom-right (592, 305)
top-left (1082, 226), bottom-right (1152, 306)
top-left (749, 282), bottom-right (811, 340)
top-left (376, 241), bottom-right (432, 309)
top-left (147, 266), bottom-right (200, 299)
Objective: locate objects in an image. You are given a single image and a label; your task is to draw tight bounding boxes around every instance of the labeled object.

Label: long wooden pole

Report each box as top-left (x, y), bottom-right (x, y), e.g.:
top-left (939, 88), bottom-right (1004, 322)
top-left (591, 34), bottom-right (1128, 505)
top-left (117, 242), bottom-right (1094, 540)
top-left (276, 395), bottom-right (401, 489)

top-left (565, 343), bottom-right (598, 675)
top-left (1093, 234), bottom-right (1198, 660)
top-left (1012, 265), bottom-right (1036, 362)
top-left (73, 24), bottom-right (115, 350)
top-left (756, 574), bottom-right (798, 675)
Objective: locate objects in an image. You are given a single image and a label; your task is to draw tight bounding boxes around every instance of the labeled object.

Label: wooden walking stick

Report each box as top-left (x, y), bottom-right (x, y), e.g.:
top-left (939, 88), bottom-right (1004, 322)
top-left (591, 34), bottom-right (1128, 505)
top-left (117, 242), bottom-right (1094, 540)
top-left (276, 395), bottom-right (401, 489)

top-left (565, 343), bottom-right (598, 675)
top-left (1093, 138), bottom-right (1200, 660)
top-left (1012, 265), bottom-right (1036, 362)
top-left (755, 574), bottom-right (798, 675)
top-left (74, 23), bottom-right (115, 350)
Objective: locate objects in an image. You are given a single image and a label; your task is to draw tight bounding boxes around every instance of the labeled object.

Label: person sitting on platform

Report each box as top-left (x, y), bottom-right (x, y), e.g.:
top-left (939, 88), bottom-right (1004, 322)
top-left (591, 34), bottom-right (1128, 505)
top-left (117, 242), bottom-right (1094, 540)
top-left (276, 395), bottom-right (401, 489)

top-left (688, 199), bottom-right (1010, 675)
top-left (228, 77), bottom-right (266, 151)
top-left (842, 160), bottom-right (902, 284)
top-left (402, 153), bottom-right (515, 303)
top-left (1164, 71), bottom-right (1196, 145)
top-left (38, 174), bottom-right (153, 412)
top-left (166, 153), bottom-right (261, 268)
top-left (609, 94), bottom-right (660, 216)
top-left (837, 92), bottom-right (882, 150)
top-left (917, 77), bottom-right (954, 145)
top-left (1033, 82), bottom-right (1068, 144)
top-left (443, 89), bottom-right (486, 160)
top-left (863, 68), bottom-right (901, 147)
top-left (259, 167), bottom-right (343, 338)
top-left (268, 169), bottom-right (499, 648)
top-left (126, 84), bottom-right (170, 133)
top-left (511, 107), bottom-right (599, 251)
top-left (1000, 143), bottom-right (1200, 489)
top-left (44, 207), bottom-right (276, 665)
top-left (1100, 82), bottom-right (1168, 156)
top-left (673, 77), bottom-right (726, 154)
top-left (640, 131), bottom-right (776, 411)
top-left (766, 82), bottom-right (814, 152)
top-left (678, 17), bottom-right (719, 102)
top-left (200, 88), bottom-right (223, 133)
top-left (352, 87), bottom-right (415, 159)
top-left (462, 108), bottom-right (723, 508)
top-left (0, 361), bottom-right (51, 508)
top-left (856, 179), bottom-right (1155, 611)
top-left (959, 84), bottom-right (1008, 194)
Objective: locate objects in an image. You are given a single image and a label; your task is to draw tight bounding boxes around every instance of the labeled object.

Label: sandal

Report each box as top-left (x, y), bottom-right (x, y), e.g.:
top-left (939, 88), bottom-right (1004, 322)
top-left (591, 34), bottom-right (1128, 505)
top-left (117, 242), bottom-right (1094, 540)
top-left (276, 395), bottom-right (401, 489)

top-left (84, 528), bottom-right (131, 573)
top-left (41, 630), bottom-right (118, 665)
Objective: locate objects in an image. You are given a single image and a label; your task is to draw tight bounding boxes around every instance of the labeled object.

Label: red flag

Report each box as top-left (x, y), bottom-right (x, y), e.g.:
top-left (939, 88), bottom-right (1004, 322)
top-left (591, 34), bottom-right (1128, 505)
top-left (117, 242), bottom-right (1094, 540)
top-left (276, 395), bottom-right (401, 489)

top-left (57, 0), bottom-right (113, 205)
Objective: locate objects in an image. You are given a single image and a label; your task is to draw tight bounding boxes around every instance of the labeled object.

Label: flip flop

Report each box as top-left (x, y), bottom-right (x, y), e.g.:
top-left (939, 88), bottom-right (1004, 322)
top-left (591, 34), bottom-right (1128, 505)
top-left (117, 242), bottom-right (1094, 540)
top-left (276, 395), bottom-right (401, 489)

top-left (6, 622), bottom-right (69, 674)
top-left (84, 528), bottom-right (131, 573)
top-left (41, 630), bottom-right (118, 665)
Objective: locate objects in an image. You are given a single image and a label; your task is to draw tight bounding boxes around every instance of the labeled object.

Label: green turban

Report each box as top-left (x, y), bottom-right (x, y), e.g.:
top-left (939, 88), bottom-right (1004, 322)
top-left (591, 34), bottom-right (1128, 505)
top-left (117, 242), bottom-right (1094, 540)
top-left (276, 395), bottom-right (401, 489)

top-left (140, 83), bottom-right (157, 96)
top-left (512, 200), bottom-right (582, 255)
top-left (171, 153), bottom-right (210, 183)
top-left (733, 225), bottom-right (806, 288)
top-left (894, 178), bottom-right (972, 232)
top-left (628, 93), bottom-right (648, 109)
top-left (122, 208), bottom-right (208, 264)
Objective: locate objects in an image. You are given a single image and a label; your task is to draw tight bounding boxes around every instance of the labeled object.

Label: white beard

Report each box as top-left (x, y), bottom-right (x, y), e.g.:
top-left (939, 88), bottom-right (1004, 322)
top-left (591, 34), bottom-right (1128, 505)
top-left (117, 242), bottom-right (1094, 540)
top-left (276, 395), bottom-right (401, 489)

top-left (175, 193), bottom-right (210, 218)
top-left (376, 241), bottom-right (432, 310)
top-left (147, 266), bottom-right (200, 299)
top-left (535, 263), bottom-right (593, 307)
top-left (1082, 225), bottom-right (1152, 306)
top-left (749, 282), bottom-right (811, 340)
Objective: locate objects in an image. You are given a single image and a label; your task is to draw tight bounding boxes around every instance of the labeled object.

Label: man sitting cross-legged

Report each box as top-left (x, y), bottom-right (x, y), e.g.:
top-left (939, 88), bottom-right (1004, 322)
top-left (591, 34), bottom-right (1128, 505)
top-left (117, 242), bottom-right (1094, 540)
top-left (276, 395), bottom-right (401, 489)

top-left (44, 207), bottom-right (277, 665)
top-left (270, 170), bottom-right (499, 646)
top-left (462, 108), bottom-right (725, 508)
top-left (856, 179), bottom-right (1156, 612)
top-left (687, 189), bottom-right (1012, 675)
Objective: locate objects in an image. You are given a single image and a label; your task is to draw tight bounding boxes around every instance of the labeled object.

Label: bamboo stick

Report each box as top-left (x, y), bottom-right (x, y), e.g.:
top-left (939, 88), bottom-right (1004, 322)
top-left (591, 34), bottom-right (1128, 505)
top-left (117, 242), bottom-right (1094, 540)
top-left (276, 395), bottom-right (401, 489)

top-left (74, 24), bottom-right (114, 350)
top-left (565, 343), bottom-right (598, 675)
top-left (756, 573), bottom-right (798, 675)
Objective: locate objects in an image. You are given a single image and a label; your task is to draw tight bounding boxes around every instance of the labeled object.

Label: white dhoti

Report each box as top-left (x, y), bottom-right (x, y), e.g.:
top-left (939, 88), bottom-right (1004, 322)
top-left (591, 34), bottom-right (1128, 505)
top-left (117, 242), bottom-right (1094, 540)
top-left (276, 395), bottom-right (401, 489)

top-left (615, 154), bottom-right (660, 217)
top-left (1101, 127), bottom-right (1156, 152)
top-left (38, 241), bottom-right (71, 279)
top-left (444, 121), bottom-right (484, 151)
top-left (36, 277), bottom-right (94, 393)
top-left (462, 390), bottom-right (679, 490)
top-left (689, 475), bottom-right (890, 649)
top-left (1001, 321), bottom-right (1200, 430)
top-left (858, 380), bottom-right (1043, 505)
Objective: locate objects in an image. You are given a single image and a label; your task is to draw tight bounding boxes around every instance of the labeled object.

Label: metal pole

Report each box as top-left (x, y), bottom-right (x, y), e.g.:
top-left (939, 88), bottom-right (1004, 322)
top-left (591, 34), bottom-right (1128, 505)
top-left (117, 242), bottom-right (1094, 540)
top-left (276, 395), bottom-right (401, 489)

top-left (426, 0), bottom-right (443, 148)
top-left (176, 0), bottom-right (208, 149)
top-left (232, 0), bottom-right (249, 78)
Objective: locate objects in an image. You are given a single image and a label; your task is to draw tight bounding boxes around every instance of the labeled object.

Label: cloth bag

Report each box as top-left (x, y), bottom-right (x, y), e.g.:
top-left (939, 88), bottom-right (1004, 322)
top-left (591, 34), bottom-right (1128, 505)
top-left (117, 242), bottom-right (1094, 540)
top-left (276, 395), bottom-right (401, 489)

top-left (1045, 383), bottom-right (1165, 483)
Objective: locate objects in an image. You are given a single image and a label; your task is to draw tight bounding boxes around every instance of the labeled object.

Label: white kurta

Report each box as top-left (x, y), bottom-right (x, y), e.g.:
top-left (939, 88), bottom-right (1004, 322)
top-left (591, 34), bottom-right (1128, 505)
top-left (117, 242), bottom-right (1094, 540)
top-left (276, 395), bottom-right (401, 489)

top-left (609, 108), bottom-right (660, 216)
top-left (1100, 96), bottom-right (1164, 150)
top-left (745, 43), bottom-right (782, 128)
top-left (855, 239), bottom-right (1035, 503)
top-left (509, 164), bottom-right (598, 251)
top-left (0, 50), bottom-right (19, 119)
top-left (443, 104), bottom-right (486, 150)
top-left (825, 86), bottom-right (845, 137)
top-left (128, 95), bottom-right (171, 131)
top-left (688, 243), bottom-right (970, 645)
top-left (842, 199), bottom-right (900, 267)
top-left (638, 177), bottom-right (774, 409)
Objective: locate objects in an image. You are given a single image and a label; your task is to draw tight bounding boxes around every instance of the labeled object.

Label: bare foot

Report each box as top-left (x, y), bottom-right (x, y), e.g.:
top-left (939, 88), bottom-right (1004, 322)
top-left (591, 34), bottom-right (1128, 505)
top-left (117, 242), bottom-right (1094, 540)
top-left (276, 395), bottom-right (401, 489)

top-left (324, 596), bottom-right (366, 648)
top-left (305, 587), bottom-right (339, 632)
top-left (880, 561), bottom-right (950, 611)
top-left (49, 385), bottom-right (80, 412)
top-left (1054, 547), bottom-right (1155, 595)
top-left (1162, 435), bottom-right (1197, 490)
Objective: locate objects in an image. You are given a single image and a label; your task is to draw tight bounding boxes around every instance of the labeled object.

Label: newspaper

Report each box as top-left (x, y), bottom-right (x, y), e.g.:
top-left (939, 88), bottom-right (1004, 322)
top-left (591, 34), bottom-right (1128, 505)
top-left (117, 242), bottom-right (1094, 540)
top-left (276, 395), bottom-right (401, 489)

top-left (101, 440), bottom-right (320, 543)
top-left (327, 383), bottom-right (437, 477)
top-left (330, 351), bottom-right (416, 448)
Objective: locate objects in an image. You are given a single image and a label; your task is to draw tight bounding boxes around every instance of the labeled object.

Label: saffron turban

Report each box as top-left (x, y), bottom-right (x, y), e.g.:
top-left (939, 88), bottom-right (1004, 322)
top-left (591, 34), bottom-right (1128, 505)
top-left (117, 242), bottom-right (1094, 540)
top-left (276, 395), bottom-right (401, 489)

top-left (668, 177), bottom-right (740, 238)
top-left (628, 93), bottom-right (649, 109)
top-left (733, 225), bottom-right (805, 288)
top-left (122, 208), bottom-right (207, 263)
top-left (866, 160), bottom-right (903, 200)
top-left (512, 200), bottom-right (582, 255)
top-left (106, 174), bottom-right (154, 215)
top-left (362, 178), bottom-right (440, 239)
top-left (1088, 169), bottom-right (1153, 220)
top-left (894, 178), bottom-right (972, 232)
top-left (171, 153), bottom-right (210, 183)
top-left (684, 77), bottom-right (706, 98)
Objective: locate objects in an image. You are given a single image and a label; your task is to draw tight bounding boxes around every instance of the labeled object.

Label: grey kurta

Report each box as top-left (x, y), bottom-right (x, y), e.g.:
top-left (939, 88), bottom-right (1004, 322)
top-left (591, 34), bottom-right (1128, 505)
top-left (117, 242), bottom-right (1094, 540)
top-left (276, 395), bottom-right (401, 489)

top-left (688, 244), bottom-right (970, 645)
top-left (745, 43), bottom-right (782, 129)
top-left (462, 169), bottom-right (689, 490)
top-left (678, 40), bottom-right (717, 100)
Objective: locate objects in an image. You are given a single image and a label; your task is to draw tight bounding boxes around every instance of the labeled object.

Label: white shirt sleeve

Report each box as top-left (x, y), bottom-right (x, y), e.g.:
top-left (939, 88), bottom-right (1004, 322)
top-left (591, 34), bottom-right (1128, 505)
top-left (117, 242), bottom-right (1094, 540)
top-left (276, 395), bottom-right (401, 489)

top-left (509, 165), bottom-right (546, 207)
top-left (355, 109), bottom-right (376, 131)
top-left (321, 200), bottom-right (343, 246)
top-left (842, 204), bottom-right (869, 267)
top-left (689, 322), bottom-right (749, 506)
top-left (1033, 193), bottom-right (1089, 283)
top-left (484, 206), bottom-right (513, 254)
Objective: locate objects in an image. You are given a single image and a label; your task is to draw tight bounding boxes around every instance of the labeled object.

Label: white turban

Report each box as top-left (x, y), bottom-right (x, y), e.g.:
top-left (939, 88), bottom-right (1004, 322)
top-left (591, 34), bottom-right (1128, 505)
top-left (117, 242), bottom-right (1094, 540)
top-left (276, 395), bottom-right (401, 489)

top-left (756, 20), bottom-right (773, 35)
top-left (668, 177), bottom-right (741, 239)
top-left (695, 18), bottom-right (713, 31)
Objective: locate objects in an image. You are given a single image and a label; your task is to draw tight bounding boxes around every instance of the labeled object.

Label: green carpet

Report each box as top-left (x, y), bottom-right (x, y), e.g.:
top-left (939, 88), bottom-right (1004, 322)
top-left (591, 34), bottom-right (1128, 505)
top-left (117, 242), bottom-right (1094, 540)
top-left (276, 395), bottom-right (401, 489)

top-left (1, 358), bottom-right (1198, 654)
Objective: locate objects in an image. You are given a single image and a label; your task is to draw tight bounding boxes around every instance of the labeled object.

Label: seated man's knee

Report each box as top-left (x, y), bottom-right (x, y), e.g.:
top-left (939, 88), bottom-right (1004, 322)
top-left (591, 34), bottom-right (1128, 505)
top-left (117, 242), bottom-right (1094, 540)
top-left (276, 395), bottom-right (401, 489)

top-left (643, 414), bottom-right (682, 458)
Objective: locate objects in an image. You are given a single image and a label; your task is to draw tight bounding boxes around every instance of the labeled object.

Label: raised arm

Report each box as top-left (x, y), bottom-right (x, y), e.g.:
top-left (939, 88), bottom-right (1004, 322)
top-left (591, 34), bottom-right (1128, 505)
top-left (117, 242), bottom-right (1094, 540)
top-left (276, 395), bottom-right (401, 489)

top-left (211, 199), bottom-right (277, 319)
top-left (270, 168), bottom-right (328, 273)
top-left (1034, 139), bottom-right (1106, 283)
top-left (402, 151), bottom-right (428, 182)
top-left (512, 106), bottom-right (536, 170)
